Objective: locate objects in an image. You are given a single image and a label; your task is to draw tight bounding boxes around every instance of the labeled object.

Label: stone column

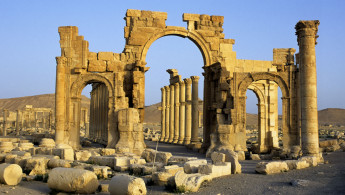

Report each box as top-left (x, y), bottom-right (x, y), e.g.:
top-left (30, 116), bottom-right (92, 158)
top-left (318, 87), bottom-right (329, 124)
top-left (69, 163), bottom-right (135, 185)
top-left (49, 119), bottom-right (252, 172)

top-left (168, 85), bottom-right (175, 143)
top-left (16, 110), bottom-right (20, 136)
top-left (49, 111), bottom-right (52, 132)
top-left (184, 78), bottom-right (192, 145)
top-left (35, 112), bottom-right (39, 132)
top-left (55, 57), bottom-right (67, 144)
top-left (164, 86), bottom-right (170, 142)
top-left (178, 81), bottom-right (186, 144)
top-left (173, 82), bottom-right (180, 143)
top-left (160, 87), bottom-right (166, 142)
top-left (296, 20), bottom-right (320, 156)
top-left (2, 109), bottom-right (7, 136)
top-left (191, 76), bottom-right (200, 144)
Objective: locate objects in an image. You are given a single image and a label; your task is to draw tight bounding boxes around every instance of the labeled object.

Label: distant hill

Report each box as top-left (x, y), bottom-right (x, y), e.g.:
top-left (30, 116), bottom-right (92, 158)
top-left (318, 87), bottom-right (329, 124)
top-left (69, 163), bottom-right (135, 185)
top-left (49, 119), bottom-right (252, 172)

top-left (318, 108), bottom-right (345, 126)
top-left (0, 94), bottom-right (90, 116)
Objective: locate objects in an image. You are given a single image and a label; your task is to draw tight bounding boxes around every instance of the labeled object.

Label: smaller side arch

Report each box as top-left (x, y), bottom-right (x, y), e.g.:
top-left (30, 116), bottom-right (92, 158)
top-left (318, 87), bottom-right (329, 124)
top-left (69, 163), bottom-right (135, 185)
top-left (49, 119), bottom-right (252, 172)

top-left (70, 73), bottom-right (114, 98)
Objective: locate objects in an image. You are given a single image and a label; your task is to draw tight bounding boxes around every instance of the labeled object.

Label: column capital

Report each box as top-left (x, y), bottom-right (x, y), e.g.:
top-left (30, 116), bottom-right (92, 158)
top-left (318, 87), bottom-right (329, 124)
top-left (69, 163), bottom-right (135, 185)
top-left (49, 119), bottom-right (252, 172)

top-left (184, 78), bottom-right (192, 85)
top-left (174, 82), bottom-right (179, 87)
top-left (295, 20), bottom-right (320, 45)
top-left (190, 76), bottom-right (200, 82)
top-left (164, 86), bottom-right (170, 91)
top-left (161, 87), bottom-right (165, 92)
top-left (179, 80), bottom-right (185, 86)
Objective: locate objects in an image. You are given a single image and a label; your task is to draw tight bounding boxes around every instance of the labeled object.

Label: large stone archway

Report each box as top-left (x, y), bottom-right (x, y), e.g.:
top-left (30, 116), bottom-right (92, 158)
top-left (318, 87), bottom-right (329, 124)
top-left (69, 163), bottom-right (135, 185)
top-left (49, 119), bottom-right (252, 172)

top-left (55, 10), bottom-right (320, 157)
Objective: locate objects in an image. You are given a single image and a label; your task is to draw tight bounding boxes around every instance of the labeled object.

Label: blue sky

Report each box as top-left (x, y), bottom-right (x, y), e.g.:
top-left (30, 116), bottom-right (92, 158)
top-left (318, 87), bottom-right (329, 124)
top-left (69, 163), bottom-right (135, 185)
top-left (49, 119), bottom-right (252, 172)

top-left (0, 0), bottom-right (344, 113)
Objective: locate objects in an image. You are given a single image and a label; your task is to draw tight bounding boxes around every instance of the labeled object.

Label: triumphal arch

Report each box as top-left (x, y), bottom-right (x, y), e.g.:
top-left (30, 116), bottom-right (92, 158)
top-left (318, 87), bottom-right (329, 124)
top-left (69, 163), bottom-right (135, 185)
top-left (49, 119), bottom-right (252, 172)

top-left (55, 9), bottom-right (320, 157)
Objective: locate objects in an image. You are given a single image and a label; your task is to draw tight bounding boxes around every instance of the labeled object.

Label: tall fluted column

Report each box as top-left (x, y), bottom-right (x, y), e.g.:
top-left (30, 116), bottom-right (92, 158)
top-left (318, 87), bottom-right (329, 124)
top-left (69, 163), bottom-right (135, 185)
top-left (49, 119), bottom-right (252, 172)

top-left (35, 112), bottom-right (39, 132)
top-left (2, 109), bottom-right (7, 136)
top-left (173, 82), bottom-right (180, 143)
top-left (191, 76), bottom-right (200, 144)
top-left (184, 78), bottom-right (192, 145)
top-left (160, 87), bottom-right (166, 142)
top-left (168, 85), bottom-right (175, 143)
top-left (164, 86), bottom-right (170, 142)
top-left (296, 20), bottom-right (320, 156)
top-left (178, 81), bottom-right (186, 144)
top-left (85, 109), bottom-right (89, 138)
top-left (16, 110), bottom-right (20, 136)
top-left (49, 111), bottom-right (52, 132)
top-left (55, 56), bottom-right (67, 144)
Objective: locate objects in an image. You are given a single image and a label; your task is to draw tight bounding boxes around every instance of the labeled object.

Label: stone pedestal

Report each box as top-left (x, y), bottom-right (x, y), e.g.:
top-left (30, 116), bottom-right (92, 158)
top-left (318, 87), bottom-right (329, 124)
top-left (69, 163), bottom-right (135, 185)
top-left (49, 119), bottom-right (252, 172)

top-left (178, 81), bottom-right (186, 144)
top-left (184, 78), bottom-right (192, 145)
top-left (296, 20), bottom-right (320, 156)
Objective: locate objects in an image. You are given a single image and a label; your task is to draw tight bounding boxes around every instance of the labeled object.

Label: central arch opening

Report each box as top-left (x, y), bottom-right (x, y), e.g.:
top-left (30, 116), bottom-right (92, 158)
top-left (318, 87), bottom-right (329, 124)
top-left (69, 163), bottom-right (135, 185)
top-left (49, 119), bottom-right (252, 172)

top-left (80, 82), bottom-right (109, 147)
top-left (144, 35), bottom-right (204, 144)
top-left (245, 80), bottom-right (283, 154)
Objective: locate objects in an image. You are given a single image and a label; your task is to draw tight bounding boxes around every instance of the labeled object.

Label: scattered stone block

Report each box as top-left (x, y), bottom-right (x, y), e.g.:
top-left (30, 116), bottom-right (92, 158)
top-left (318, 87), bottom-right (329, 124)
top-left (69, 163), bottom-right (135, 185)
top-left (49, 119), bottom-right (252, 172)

top-left (109, 174), bottom-right (147, 195)
top-left (39, 138), bottom-right (55, 148)
top-left (75, 150), bottom-right (92, 162)
top-left (25, 157), bottom-right (51, 175)
top-left (53, 148), bottom-right (74, 161)
top-left (141, 149), bottom-right (172, 165)
top-left (88, 156), bottom-right (115, 167)
top-left (184, 159), bottom-right (208, 174)
top-left (152, 172), bottom-right (174, 186)
top-left (48, 168), bottom-right (99, 194)
top-left (285, 160), bottom-right (309, 170)
top-left (217, 149), bottom-right (242, 174)
top-left (100, 148), bottom-right (116, 156)
top-left (164, 165), bottom-right (184, 175)
top-left (255, 161), bottom-right (289, 174)
top-left (198, 162), bottom-right (231, 178)
top-left (47, 159), bottom-right (72, 169)
top-left (168, 156), bottom-right (198, 165)
top-left (87, 165), bottom-right (110, 179)
top-left (300, 156), bottom-right (318, 167)
top-left (174, 171), bottom-right (211, 192)
top-left (0, 163), bottom-right (23, 185)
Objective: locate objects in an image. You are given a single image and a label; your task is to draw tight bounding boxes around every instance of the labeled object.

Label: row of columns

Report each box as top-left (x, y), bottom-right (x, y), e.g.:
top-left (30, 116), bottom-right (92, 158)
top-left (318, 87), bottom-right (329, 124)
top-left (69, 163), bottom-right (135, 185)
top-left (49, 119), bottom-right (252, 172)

top-left (2, 109), bottom-right (53, 136)
top-left (160, 75), bottom-right (201, 146)
top-left (89, 83), bottom-right (108, 144)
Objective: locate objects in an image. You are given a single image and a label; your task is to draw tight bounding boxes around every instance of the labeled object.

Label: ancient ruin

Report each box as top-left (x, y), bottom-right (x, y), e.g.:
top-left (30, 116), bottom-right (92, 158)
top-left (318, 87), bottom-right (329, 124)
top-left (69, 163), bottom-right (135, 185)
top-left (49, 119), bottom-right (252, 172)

top-left (54, 9), bottom-right (320, 158)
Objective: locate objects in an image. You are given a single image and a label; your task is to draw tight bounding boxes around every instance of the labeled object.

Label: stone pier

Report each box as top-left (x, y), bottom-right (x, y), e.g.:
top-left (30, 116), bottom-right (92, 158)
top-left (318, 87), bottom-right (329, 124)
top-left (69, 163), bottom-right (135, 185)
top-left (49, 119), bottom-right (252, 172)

top-left (296, 20), bottom-right (320, 156)
top-left (16, 110), bottom-right (20, 136)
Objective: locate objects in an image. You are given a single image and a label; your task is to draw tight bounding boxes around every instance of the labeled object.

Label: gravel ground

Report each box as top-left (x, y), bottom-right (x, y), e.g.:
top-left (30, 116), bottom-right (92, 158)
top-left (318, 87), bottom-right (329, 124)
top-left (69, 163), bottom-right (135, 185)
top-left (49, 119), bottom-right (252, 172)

top-left (1, 142), bottom-right (344, 195)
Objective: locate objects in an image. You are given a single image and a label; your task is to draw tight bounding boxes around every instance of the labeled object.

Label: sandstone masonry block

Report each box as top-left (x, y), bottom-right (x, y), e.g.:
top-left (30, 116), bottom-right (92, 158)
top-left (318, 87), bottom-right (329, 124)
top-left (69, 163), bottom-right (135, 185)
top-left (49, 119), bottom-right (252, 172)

top-left (109, 174), bottom-right (147, 195)
top-left (255, 161), bottom-right (289, 174)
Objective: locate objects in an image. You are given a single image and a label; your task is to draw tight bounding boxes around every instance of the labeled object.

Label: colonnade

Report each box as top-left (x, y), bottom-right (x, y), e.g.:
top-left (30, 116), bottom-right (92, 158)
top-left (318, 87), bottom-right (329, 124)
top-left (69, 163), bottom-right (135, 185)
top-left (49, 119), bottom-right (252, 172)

top-left (160, 69), bottom-right (201, 147)
top-left (1, 106), bottom-right (53, 136)
top-left (89, 83), bottom-right (109, 144)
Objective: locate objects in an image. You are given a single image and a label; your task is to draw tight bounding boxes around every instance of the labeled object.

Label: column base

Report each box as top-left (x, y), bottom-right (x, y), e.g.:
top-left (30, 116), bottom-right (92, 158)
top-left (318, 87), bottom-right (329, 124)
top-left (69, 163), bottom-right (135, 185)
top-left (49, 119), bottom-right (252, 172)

top-left (177, 139), bottom-right (184, 144)
top-left (163, 138), bottom-right (169, 142)
top-left (173, 138), bottom-right (179, 144)
top-left (183, 138), bottom-right (191, 145)
top-left (168, 139), bottom-right (174, 143)
top-left (188, 142), bottom-right (202, 152)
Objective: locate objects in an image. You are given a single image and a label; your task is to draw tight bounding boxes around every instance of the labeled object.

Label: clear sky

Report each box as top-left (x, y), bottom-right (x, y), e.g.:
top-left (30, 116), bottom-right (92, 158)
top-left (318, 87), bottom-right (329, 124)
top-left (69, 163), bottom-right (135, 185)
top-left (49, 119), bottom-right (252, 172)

top-left (0, 0), bottom-right (344, 114)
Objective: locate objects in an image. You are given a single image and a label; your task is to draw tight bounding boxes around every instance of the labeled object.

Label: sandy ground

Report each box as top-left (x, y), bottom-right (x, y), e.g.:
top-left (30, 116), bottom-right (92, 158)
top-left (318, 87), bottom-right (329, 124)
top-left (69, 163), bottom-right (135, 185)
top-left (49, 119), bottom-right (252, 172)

top-left (1, 141), bottom-right (344, 195)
